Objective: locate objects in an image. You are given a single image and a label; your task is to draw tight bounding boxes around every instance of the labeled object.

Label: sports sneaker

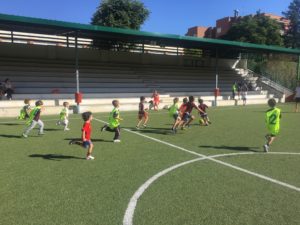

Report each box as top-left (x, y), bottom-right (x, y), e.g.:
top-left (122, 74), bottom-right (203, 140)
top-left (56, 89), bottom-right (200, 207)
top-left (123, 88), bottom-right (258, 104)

top-left (263, 144), bottom-right (269, 153)
top-left (101, 125), bottom-right (107, 132)
top-left (113, 139), bottom-right (121, 143)
top-left (64, 128), bottom-right (70, 131)
top-left (86, 155), bottom-right (95, 160)
top-left (136, 126), bottom-right (140, 130)
top-left (22, 133), bottom-right (28, 138)
top-left (143, 124), bottom-right (147, 128)
top-left (38, 132), bottom-right (45, 136)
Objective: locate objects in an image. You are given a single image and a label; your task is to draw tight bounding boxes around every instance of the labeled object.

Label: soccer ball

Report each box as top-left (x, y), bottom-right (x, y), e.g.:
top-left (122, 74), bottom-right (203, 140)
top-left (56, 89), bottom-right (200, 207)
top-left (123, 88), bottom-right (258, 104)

top-left (199, 119), bottom-right (205, 125)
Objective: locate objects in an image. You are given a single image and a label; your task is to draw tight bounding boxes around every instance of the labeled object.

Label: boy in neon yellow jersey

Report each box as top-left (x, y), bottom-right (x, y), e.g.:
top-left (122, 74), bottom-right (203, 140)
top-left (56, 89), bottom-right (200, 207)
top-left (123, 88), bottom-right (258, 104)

top-left (169, 97), bottom-right (181, 133)
top-left (264, 98), bottom-right (281, 153)
top-left (56, 102), bottom-right (70, 131)
top-left (23, 100), bottom-right (44, 138)
top-left (101, 100), bottom-right (123, 143)
top-left (18, 99), bottom-right (31, 120)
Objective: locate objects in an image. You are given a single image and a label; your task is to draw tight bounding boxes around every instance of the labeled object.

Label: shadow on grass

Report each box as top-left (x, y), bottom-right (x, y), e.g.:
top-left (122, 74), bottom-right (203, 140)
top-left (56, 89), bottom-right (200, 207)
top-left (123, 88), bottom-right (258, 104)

top-left (0, 123), bottom-right (23, 126)
top-left (0, 134), bottom-right (22, 138)
top-left (134, 127), bottom-right (171, 135)
top-left (64, 138), bottom-right (113, 143)
top-left (199, 145), bottom-right (260, 152)
top-left (44, 128), bottom-right (62, 131)
top-left (29, 154), bottom-right (84, 161)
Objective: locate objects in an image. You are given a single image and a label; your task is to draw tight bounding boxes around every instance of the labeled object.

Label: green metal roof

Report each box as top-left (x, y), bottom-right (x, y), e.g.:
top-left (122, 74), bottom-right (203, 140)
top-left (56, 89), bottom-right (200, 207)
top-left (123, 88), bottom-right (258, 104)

top-left (0, 13), bottom-right (300, 55)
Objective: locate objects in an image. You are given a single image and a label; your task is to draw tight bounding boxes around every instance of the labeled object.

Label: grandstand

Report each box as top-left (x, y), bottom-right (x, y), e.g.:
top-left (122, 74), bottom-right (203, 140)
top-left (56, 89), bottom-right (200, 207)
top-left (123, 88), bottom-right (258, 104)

top-left (0, 13), bottom-right (299, 117)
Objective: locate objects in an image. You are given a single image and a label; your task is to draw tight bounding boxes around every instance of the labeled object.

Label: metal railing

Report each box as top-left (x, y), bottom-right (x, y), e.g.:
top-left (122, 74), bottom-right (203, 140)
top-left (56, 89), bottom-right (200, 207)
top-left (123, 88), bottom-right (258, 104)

top-left (0, 30), bottom-right (200, 57)
top-left (247, 69), bottom-right (294, 95)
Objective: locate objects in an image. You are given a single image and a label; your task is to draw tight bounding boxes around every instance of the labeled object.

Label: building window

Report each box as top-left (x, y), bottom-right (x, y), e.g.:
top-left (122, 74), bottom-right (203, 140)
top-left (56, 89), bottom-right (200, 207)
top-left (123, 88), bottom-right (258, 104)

top-left (217, 27), bottom-right (222, 34)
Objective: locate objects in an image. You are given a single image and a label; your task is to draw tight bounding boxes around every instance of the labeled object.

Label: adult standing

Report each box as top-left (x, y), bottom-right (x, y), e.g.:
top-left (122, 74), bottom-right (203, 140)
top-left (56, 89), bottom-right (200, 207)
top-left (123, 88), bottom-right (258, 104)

top-left (241, 82), bottom-right (248, 106)
top-left (294, 81), bottom-right (300, 112)
top-left (4, 79), bottom-right (14, 100)
top-left (232, 82), bottom-right (237, 100)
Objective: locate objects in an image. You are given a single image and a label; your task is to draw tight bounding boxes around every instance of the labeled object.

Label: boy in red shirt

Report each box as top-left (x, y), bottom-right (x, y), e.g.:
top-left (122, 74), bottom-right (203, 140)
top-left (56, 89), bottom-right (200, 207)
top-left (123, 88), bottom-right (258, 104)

top-left (69, 111), bottom-right (95, 160)
top-left (180, 96), bottom-right (206, 129)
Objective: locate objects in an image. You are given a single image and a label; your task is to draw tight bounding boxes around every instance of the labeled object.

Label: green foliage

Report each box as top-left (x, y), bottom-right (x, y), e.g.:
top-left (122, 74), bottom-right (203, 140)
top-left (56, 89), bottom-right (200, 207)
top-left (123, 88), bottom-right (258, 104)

top-left (222, 13), bottom-right (284, 46)
top-left (247, 53), bottom-right (298, 89)
top-left (283, 0), bottom-right (300, 48)
top-left (91, 0), bottom-right (150, 30)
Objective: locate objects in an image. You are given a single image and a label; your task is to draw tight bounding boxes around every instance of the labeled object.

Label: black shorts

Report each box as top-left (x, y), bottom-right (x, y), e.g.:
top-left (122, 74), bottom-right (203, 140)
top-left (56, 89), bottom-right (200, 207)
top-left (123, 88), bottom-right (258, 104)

top-left (296, 97), bottom-right (300, 103)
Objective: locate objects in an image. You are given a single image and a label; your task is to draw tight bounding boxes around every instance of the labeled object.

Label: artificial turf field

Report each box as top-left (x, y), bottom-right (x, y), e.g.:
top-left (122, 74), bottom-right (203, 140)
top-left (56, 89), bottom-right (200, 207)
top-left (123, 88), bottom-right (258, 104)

top-left (0, 103), bottom-right (300, 225)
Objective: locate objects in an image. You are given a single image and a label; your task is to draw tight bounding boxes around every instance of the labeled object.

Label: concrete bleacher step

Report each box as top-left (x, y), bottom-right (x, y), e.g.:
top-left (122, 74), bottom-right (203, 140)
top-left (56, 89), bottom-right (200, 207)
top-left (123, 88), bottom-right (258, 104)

top-left (0, 92), bottom-right (273, 117)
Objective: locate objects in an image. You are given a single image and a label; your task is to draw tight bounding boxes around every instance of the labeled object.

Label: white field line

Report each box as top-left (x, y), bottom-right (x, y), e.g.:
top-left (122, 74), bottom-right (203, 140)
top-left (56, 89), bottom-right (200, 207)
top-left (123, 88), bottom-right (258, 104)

top-left (123, 152), bottom-right (254, 225)
top-left (123, 150), bottom-right (300, 225)
top-left (94, 118), bottom-right (300, 192)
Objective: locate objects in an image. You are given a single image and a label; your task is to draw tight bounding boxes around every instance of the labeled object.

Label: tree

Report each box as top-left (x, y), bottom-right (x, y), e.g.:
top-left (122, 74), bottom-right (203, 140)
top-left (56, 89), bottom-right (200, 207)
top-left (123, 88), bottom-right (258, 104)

top-left (283, 0), bottom-right (300, 48)
top-left (221, 13), bottom-right (284, 46)
top-left (91, 0), bottom-right (150, 30)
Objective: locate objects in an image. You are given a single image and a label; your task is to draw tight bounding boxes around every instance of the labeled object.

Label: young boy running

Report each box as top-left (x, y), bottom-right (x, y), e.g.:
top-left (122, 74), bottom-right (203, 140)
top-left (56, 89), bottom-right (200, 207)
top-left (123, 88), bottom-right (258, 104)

top-left (56, 102), bottom-right (70, 131)
top-left (101, 100), bottom-right (122, 143)
top-left (69, 111), bottom-right (95, 160)
top-left (169, 97), bottom-right (181, 133)
top-left (22, 100), bottom-right (44, 138)
top-left (181, 96), bottom-right (205, 129)
top-left (264, 98), bottom-right (281, 153)
top-left (198, 98), bottom-right (211, 126)
top-left (18, 99), bottom-right (31, 120)
top-left (136, 96), bottom-right (149, 129)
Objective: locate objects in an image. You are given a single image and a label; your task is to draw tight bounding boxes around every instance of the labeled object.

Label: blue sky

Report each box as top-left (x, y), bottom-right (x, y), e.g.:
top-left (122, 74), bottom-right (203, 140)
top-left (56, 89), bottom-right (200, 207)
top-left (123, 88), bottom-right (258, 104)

top-left (0, 0), bottom-right (292, 35)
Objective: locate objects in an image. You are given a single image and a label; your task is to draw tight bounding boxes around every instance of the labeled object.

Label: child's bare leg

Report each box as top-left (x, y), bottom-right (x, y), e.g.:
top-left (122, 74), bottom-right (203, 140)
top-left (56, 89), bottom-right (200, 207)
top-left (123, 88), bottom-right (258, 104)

top-left (186, 116), bottom-right (195, 126)
top-left (137, 119), bottom-right (143, 127)
top-left (267, 136), bottom-right (275, 146)
top-left (86, 143), bottom-right (94, 157)
top-left (143, 116), bottom-right (149, 125)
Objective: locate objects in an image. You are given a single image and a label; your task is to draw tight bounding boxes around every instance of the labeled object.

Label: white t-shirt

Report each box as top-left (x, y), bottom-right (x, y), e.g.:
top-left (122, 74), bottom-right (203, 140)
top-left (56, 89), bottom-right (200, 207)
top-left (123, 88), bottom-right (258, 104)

top-left (295, 87), bottom-right (300, 98)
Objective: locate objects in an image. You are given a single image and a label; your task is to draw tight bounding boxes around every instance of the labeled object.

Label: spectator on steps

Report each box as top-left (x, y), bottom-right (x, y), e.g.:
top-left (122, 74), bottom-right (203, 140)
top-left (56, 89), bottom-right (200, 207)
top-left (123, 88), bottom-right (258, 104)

top-left (4, 79), bottom-right (14, 100)
top-left (294, 81), bottom-right (300, 113)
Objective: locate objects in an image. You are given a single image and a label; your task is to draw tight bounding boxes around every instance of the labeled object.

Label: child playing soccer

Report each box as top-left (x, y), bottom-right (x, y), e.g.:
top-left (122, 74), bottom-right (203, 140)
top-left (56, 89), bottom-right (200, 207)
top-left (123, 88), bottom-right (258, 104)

top-left (56, 102), bottom-right (70, 131)
top-left (198, 98), bottom-right (211, 126)
top-left (136, 96), bottom-right (149, 129)
top-left (152, 90), bottom-right (160, 111)
top-left (22, 100), bottom-right (44, 138)
top-left (101, 100), bottom-right (122, 143)
top-left (69, 111), bottom-right (95, 160)
top-left (264, 98), bottom-right (281, 153)
top-left (18, 99), bottom-right (31, 120)
top-left (180, 96), bottom-right (206, 129)
top-left (169, 97), bottom-right (181, 133)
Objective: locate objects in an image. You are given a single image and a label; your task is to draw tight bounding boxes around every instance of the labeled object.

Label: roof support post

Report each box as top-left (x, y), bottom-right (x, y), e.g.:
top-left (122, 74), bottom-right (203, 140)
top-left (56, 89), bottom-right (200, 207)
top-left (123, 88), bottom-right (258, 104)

top-left (214, 48), bottom-right (219, 106)
top-left (297, 55), bottom-right (300, 81)
top-left (75, 32), bottom-right (81, 113)
top-left (10, 31), bottom-right (14, 43)
top-left (66, 35), bottom-right (69, 48)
